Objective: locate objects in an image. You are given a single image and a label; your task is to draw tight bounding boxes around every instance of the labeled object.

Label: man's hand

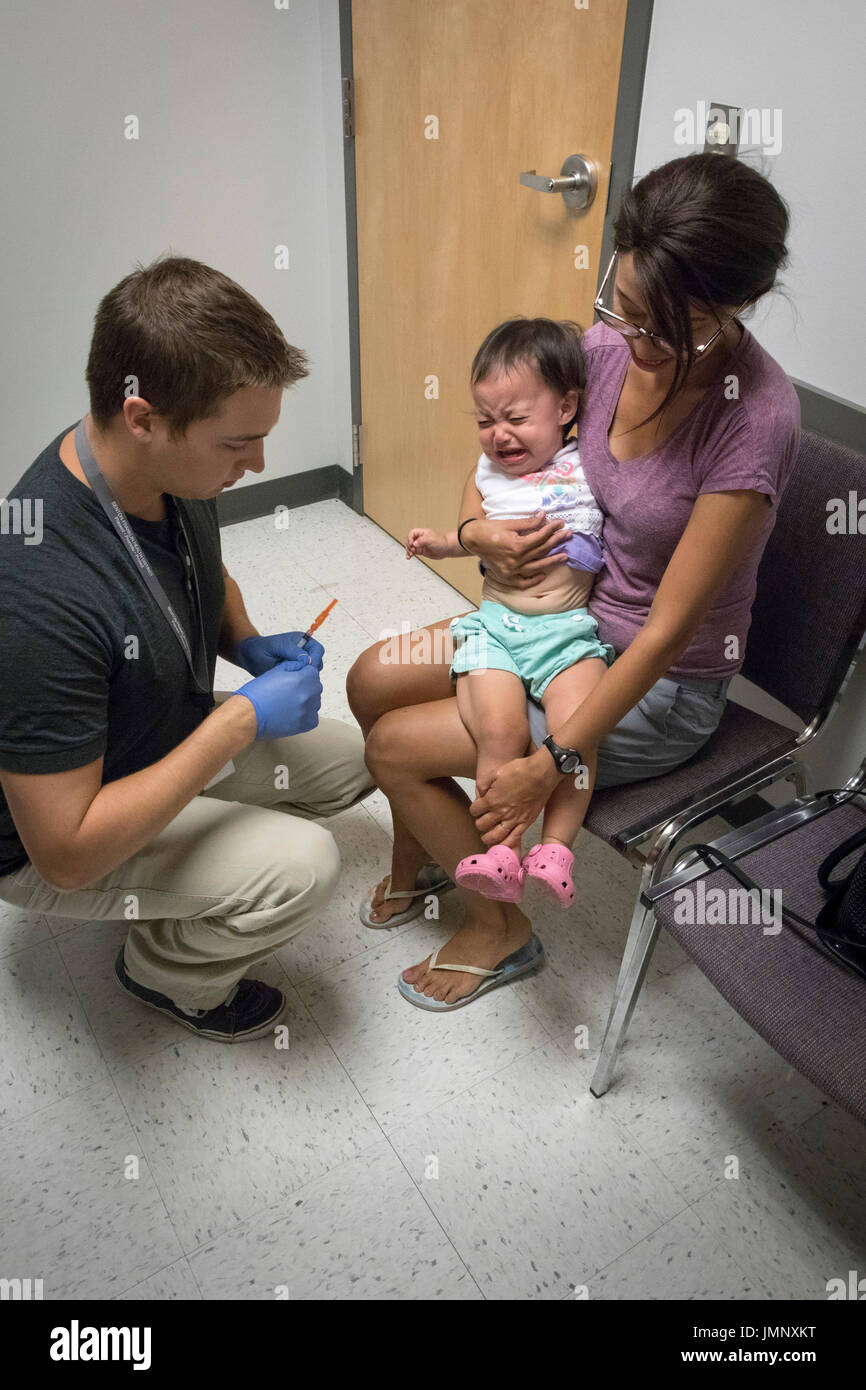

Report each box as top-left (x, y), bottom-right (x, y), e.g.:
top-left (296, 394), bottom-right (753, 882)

top-left (234, 660), bottom-right (322, 740)
top-left (235, 630), bottom-right (324, 674)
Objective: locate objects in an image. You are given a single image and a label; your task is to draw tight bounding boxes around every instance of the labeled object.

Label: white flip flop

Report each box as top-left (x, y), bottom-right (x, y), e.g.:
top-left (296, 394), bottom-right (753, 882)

top-left (397, 933), bottom-right (545, 1011)
top-left (359, 863), bottom-right (454, 929)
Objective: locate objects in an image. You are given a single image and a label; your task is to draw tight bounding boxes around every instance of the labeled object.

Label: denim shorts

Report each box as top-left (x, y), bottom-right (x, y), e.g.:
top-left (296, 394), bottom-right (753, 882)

top-left (526, 672), bottom-right (732, 789)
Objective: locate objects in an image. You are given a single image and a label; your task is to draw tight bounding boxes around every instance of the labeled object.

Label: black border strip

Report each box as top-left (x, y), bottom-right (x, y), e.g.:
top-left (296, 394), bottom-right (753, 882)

top-left (597, 0), bottom-right (654, 293)
top-left (339, 0), bottom-right (363, 515)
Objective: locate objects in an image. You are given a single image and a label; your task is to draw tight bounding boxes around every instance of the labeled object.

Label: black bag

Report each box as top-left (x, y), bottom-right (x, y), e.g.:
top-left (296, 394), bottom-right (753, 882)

top-left (814, 823), bottom-right (866, 977)
top-left (686, 811), bottom-right (866, 983)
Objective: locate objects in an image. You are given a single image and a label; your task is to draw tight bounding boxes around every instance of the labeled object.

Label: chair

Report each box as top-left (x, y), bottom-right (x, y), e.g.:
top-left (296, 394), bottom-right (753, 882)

top-left (641, 765), bottom-right (866, 1125)
top-left (572, 429), bottom-right (866, 1097)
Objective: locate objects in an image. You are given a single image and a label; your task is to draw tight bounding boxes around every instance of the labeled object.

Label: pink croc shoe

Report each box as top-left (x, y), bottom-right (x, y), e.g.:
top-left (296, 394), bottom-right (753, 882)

top-left (455, 844), bottom-right (524, 902)
top-left (521, 843), bottom-right (575, 908)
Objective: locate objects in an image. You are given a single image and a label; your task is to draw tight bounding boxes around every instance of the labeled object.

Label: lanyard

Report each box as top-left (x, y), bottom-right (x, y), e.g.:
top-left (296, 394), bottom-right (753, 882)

top-left (74, 417), bottom-right (213, 702)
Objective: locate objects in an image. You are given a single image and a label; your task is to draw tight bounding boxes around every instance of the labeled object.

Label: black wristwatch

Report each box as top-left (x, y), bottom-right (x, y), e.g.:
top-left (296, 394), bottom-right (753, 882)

top-left (543, 734), bottom-right (584, 775)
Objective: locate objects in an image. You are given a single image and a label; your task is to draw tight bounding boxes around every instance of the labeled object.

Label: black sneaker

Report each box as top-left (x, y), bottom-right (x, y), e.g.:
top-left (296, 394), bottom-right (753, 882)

top-left (114, 946), bottom-right (287, 1042)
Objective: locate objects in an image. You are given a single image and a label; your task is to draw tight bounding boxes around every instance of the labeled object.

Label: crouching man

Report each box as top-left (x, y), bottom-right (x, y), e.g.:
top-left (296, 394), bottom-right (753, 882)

top-left (0, 255), bottom-right (373, 1040)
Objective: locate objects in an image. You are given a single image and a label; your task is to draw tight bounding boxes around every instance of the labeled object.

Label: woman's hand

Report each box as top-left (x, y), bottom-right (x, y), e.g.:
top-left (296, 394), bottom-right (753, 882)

top-left (461, 513), bottom-right (572, 588)
top-left (470, 749), bottom-right (561, 845)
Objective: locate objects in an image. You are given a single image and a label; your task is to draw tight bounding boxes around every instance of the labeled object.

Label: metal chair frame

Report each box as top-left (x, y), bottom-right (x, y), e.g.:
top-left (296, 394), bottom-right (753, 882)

top-left (589, 637), bottom-right (866, 1098)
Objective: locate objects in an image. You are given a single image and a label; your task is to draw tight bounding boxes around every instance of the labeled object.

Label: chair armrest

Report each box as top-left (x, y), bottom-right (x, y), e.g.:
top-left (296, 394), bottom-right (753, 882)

top-left (613, 739), bottom-right (800, 859)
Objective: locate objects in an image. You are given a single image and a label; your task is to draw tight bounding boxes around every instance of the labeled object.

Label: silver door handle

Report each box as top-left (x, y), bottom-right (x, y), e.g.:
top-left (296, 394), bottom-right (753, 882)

top-left (520, 154), bottom-right (598, 211)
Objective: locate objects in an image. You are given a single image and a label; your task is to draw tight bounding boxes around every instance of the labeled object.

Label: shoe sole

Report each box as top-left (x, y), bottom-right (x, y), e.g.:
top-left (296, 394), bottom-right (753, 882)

top-left (454, 869), bottom-right (523, 902)
top-left (521, 869), bottom-right (574, 910)
top-left (114, 967), bottom-right (288, 1043)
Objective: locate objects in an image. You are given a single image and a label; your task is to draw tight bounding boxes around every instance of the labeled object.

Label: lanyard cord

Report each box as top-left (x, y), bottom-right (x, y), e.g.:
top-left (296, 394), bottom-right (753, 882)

top-left (73, 417), bottom-right (212, 700)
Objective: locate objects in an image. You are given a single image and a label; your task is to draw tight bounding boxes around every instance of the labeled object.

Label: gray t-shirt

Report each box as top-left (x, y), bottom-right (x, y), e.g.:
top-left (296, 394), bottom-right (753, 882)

top-left (0, 424), bottom-right (225, 877)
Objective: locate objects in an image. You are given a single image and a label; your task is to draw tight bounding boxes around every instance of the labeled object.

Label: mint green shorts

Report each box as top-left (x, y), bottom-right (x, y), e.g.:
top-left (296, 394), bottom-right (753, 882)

top-left (449, 600), bottom-right (616, 703)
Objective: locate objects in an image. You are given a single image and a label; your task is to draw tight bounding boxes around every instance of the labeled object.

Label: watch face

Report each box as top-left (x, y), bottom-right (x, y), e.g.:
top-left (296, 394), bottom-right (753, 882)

top-left (545, 736), bottom-right (581, 775)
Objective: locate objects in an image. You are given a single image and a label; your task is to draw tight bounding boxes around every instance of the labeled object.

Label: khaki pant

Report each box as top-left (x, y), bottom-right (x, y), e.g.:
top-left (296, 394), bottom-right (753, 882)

top-left (0, 694), bottom-right (374, 1009)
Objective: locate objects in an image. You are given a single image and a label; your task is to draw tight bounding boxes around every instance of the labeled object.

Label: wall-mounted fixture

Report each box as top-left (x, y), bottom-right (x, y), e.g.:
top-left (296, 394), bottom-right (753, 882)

top-left (703, 103), bottom-right (744, 156)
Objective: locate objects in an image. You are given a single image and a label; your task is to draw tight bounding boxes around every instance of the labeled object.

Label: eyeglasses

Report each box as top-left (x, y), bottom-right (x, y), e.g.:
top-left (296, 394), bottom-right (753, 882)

top-left (593, 250), bottom-right (750, 359)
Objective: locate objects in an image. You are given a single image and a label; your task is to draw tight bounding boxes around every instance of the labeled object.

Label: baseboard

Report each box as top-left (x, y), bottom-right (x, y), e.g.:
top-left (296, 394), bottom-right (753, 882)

top-left (215, 464), bottom-right (359, 526)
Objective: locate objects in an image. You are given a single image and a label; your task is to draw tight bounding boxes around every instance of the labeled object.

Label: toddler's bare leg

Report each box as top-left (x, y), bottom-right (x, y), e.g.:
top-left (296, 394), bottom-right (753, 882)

top-left (538, 659), bottom-right (608, 848)
top-left (456, 669), bottom-right (530, 852)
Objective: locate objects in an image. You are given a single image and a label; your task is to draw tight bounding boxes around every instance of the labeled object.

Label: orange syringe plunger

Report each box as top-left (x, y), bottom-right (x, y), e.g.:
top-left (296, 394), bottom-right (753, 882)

top-left (298, 598), bottom-right (337, 646)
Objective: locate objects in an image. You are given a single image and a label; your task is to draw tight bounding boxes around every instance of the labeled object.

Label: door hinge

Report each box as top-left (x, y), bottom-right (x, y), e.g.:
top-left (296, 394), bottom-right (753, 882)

top-left (352, 422), bottom-right (363, 470)
top-left (342, 77), bottom-right (354, 140)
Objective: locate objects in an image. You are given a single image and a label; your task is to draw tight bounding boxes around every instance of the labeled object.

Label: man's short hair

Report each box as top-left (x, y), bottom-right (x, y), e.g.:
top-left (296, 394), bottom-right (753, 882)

top-left (86, 255), bottom-right (309, 437)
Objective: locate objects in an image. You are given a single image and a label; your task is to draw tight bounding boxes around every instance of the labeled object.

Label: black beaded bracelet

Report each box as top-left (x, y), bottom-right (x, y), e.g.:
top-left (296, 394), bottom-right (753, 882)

top-left (457, 517), bottom-right (479, 552)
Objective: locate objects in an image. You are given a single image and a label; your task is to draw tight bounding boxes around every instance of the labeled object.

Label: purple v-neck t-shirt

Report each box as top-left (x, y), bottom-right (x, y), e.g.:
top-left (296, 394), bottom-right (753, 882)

top-left (578, 321), bottom-right (801, 680)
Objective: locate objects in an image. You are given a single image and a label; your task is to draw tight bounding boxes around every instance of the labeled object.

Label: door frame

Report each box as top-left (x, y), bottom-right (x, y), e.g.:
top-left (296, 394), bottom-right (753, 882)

top-left (338, 0), bottom-right (655, 515)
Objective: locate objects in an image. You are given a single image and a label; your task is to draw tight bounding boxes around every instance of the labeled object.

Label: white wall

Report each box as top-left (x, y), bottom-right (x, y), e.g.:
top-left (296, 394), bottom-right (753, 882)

top-left (634, 0), bottom-right (866, 786)
top-left (634, 0), bottom-right (865, 408)
top-left (0, 0), bottom-right (352, 494)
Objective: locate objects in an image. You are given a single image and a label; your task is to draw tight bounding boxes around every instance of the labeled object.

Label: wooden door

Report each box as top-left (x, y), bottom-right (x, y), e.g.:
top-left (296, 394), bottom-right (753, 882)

top-left (353, 0), bottom-right (629, 602)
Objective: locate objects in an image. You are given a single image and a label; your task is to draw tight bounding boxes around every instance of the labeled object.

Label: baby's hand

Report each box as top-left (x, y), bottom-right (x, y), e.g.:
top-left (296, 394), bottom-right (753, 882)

top-left (407, 527), bottom-right (449, 559)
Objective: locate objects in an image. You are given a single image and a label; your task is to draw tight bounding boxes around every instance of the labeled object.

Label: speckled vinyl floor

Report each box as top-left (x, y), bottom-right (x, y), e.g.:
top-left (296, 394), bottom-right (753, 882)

top-left (0, 500), bottom-right (863, 1300)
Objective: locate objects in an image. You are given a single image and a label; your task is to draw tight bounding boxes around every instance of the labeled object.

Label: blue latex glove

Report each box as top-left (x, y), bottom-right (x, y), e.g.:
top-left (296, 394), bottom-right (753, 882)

top-left (236, 659), bottom-right (322, 739)
top-left (236, 630), bottom-right (324, 675)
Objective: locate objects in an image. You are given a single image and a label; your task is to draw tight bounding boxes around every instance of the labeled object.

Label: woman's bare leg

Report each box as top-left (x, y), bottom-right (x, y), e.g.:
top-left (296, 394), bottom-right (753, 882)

top-left (365, 697), bottom-right (534, 1004)
top-left (347, 615), bottom-right (465, 924)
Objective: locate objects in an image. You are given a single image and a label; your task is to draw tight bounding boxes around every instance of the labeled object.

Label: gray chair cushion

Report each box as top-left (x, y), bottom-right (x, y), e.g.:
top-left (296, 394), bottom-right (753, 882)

top-left (583, 701), bottom-right (796, 849)
top-left (653, 799), bottom-right (866, 1125)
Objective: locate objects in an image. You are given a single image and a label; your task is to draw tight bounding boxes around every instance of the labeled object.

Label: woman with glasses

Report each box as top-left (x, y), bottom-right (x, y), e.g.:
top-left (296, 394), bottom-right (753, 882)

top-left (348, 152), bottom-right (801, 1009)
